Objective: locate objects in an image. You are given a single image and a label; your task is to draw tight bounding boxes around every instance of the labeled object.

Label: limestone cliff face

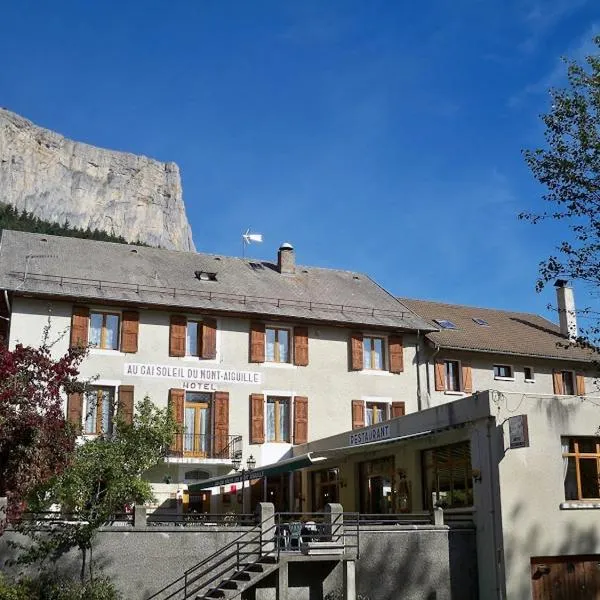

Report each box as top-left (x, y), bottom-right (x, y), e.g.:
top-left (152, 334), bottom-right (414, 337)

top-left (0, 108), bottom-right (195, 251)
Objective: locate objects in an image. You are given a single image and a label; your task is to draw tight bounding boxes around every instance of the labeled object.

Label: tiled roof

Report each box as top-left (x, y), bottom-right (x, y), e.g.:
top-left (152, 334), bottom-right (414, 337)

top-left (399, 297), bottom-right (597, 363)
top-left (0, 230), bottom-right (433, 331)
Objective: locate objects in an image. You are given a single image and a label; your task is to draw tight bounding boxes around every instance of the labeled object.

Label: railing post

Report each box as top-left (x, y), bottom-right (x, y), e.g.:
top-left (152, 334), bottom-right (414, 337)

top-left (258, 502), bottom-right (275, 554)
top-left (325, 503), bottom-right (343, 543)
top-left (133, 505), bottom-right (147, 529)
top-left (433, 506), bottom-right (444, 526)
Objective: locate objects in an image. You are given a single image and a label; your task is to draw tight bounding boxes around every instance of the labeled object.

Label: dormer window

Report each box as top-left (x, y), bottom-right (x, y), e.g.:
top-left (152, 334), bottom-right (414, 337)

top-left (195, 271), bottom-right (217, 281)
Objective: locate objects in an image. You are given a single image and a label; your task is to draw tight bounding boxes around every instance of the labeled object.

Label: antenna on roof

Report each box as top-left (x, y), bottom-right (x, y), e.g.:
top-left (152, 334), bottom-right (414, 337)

top-left (242, 229), bottom-right (263, 258)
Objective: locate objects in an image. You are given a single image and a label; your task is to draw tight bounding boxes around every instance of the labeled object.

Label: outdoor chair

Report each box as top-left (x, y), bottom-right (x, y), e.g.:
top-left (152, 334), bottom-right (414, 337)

top-left (288, 521), bottom-right (303, 550)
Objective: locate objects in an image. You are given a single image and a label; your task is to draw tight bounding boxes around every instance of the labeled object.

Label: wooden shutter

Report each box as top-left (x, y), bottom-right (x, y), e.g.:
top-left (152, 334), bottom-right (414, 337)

top-left (200, 318), bottom-right (217, 359)
top-left (168, 388), bottom-right (185, 455)
top-left (388, 335), bottom-right (404, 373)
top-left (293, 396), bottom-right (308, 444)
top-left (213, 391), bottom-right (229, 456)
top-left (169, 315), bottom-right (187, 357)
top-left (350, 332), bottom-right (363, 370)
top-left (67, 392), bottom-right (83, 430)
top-left (250, 394), bottom-right (265, 444)
top-left (351, 400), bottom-right (365, 430)
top-left (120, 311), bottom-right (139, 353)
top-left (391, 401), bottom-right (406, 418)
top-left (434, 359), bottom-right (446, 391)
top-left (249, 323), bottom-right (265, 363)
top-left (70, 306), bottom-right (89, 348)
top-left (462, 363), bottom-right (473, 393)
top-left (552, 370), bottom-right (564, 395)
top-left (117, 385), bottom-right (135, 425)
top-left (293, 327), bottom-right (309, 366)
top-left (576, 372), bottom-right (586, 396)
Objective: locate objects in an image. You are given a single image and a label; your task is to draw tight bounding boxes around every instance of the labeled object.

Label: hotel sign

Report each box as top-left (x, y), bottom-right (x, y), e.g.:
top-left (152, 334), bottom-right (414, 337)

top-left (349, 424), bottom-right (391, 446)
top-left (123, 363), bottom-right (262, 386)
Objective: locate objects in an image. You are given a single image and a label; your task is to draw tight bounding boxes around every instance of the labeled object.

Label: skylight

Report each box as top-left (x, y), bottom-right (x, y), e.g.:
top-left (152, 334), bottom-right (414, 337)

top-left (433, 319), bottom-right (457, 330)
top-left (195, 270), bottom-right (217, 281)
top-left (472, 318), bottom-right (489, 326)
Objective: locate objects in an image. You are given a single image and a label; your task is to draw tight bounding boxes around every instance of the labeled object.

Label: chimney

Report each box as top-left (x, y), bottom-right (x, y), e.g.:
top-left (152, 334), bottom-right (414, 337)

top-left (554, 279), bottom-right (578, 340)
top-left (277, 242), bottom-right (295, 275)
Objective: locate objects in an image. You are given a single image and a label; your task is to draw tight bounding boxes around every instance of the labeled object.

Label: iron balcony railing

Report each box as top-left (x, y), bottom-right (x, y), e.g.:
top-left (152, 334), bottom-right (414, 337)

top-left (168, 433), bottom-right (242, 460)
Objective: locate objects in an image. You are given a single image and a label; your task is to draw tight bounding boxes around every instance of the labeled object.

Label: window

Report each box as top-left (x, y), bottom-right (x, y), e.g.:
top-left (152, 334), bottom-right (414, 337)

top-left (266, 396), bottom-right (290, 442)
top-left (363, 336), bottom-right (385, 370)
top-left (562, 437), bottom-right (600, 500)
top-left (445, 360), bottom-right (461, 391)
top-left (434, 319), bottom-right (457, 330)
top-left (184, 392), bottom-right (211, 456)
top-left (365, 402), bottom-right (389, 426)
top-left (89, 312), bottom-right (120, 350)
top-left (423, 442), bottom-right (473, 509)
top-left (524, 366), bottom-right (535, 382)
top-left (493, 365), bottom-right (513, 379)
top-left (186, 321), bottom-right (200, 356)
top-left (312, 468), bottom-right (340, 509)
top-left (562, 371), bottom-right (575, 395)
top-left (266, 327), bottom-right (290, 363)
top-left (84, 387), bottom-right (114, 434)
top-left (472, 318), bottom-right (489, 326)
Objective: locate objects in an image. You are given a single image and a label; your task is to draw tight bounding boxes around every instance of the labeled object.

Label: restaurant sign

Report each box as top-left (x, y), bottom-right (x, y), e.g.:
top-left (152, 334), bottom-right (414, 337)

top-left (123, 363), bottom-right (262, 386)
top-left (349, 424), bottom-right (391, 446)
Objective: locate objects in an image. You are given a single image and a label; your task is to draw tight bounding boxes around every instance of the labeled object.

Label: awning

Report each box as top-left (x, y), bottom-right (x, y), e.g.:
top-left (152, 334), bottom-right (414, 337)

top-left (187, 453), bottom-right (327, 491)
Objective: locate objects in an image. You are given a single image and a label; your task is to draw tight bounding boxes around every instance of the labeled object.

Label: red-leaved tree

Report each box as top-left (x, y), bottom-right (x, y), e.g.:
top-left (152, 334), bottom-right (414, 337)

top-left (0, 332), bottom-right (86, 527)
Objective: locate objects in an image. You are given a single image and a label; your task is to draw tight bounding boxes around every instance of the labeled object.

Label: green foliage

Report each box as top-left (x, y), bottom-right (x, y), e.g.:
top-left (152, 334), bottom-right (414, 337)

top-left (0, 572), bottom-right (123, 600)
top-left (0, 202), bottom-right (147, 246)
top-left (14, 397), bottom-right (176, 581)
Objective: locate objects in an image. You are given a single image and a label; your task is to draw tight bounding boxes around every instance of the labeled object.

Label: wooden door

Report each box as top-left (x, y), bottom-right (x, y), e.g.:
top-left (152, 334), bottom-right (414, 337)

top-left (531, 555), bottom-right (600, 600)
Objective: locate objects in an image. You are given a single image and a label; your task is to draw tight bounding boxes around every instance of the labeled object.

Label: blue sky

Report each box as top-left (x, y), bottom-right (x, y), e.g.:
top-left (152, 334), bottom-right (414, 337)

top-left (1, 1), bottom-right (599, 321)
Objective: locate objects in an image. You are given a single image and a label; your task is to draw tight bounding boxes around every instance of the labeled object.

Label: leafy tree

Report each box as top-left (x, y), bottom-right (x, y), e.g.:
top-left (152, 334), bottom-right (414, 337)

top-left (520, 36), bottom-right (600, 344)
top-left (0, 324), bottom-right (86, 525)
top-left (15, 398), bottom-right (177, 582)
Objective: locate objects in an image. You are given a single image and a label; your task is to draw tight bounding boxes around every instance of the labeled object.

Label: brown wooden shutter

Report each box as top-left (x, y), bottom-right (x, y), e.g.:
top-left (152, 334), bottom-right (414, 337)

top-left (67, 392), bottom-right (83, 430)
top-left (168, 388), bottom-right (185, 455)
top-left (350, 332), bottom-right (363, 370)
top-left (388, 335), bottom-right (404, 373)
top-left (391, 401), bottom-right (406, 418)
top-left (213, 391), bottom-right (229, 456)
top-left (293, 396), bottom-right (308, 444)
top-left (120, 311), bottom-right (139, 353)
top-left (169, 315), bottom-right (187, 357)
top-left (462, 363), bottom-right (473, 393)
top-left (351, 400), bottom-right (365, 430)
top-left (250, 393), bottom-right (265, 444)
top-left (293, 327), bottom-right (309, 366)
top-left (70, 306), bottom-right (89, 348)
top-left (434, 359), bottom-right (446, 391)
top-left (552, 370), bottom-right (564, 395)
top-left (200, 318), bottom-right (217, 359)
top-left (117, 385), bottom-right (135, 425)
top-left (576, 372), bottom-right (586, 396)
top-left (249, 323), bottom-right (265, 363)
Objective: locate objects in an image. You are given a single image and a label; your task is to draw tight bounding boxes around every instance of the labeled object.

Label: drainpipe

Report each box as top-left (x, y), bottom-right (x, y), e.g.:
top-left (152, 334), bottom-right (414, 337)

top-left (426, 343), bottom-right (440, 402)
top-left (415, 330), bottom-right (423, 412)
top-left (486, 417), bottom-right (504, 600)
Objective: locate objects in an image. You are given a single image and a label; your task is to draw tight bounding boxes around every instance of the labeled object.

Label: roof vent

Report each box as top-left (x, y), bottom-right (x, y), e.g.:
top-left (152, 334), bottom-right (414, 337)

top-left (40, 238), bottom-right (48, 242)
top-left (277, 242), bottom-right (295, 275)
top-left (195, 271), bottom-right (217, 282)
top-left (130, 248), bottom-right (138, 254)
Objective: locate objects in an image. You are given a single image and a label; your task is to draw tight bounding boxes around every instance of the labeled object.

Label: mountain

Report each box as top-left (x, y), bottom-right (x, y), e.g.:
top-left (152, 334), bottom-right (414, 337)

top-left (0, 108), bottom-right (195, 251)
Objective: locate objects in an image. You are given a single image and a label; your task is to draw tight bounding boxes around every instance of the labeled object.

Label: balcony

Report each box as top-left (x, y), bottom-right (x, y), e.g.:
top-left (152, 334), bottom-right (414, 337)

top-left (167, 433), bottom-right (242, 462)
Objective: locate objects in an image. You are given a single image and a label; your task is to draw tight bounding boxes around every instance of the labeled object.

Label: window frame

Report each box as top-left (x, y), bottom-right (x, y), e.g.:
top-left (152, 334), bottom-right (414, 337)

top-left (265, 326), bottom-right (292, 364)
top-left (444, 359), bottom-right (462, 392)
top-left (365, 401), bottom-right (390, 425)
top-left (89, 311), bottom-right (121, 350)
top-left (561, 370), bottom-right (576, 395)
top-left (265, 395), bottom-right (291, 443)
top-left (524, 366), bottom-right (535, 383)
top-left (493, 364), bottom-right (514, 381)
top-left (186, 320), bottom-right (201, 357)
top-left (84, 386), bottom-right (115, 435)
top-left (363, 335), bottom-right (387, 371)
top-left (562, 437), bottom-right (600, 501)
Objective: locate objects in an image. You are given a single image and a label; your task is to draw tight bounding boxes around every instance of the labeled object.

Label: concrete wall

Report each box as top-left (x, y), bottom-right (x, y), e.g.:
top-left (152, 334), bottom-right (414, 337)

top-left (0, 525), bottom-right (466, 600)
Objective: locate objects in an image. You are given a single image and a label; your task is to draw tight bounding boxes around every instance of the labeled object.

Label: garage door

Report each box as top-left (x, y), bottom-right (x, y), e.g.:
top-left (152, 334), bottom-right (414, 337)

top-left (531, 555), bottom-right (600, 599)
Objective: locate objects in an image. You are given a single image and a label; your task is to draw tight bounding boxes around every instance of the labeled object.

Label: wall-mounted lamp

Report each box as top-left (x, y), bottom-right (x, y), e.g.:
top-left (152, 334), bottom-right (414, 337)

top-left (472, 468), bottom-right (482, 483)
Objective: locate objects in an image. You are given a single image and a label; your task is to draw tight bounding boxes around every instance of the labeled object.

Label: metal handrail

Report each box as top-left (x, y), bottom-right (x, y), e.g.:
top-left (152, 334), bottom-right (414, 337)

top-left (168, 433), bottom-right (242, 460)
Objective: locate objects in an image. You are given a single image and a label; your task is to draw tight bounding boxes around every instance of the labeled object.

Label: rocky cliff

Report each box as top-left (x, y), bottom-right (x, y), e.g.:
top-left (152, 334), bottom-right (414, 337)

top-left (0, 108), bottom-right (195, 251)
